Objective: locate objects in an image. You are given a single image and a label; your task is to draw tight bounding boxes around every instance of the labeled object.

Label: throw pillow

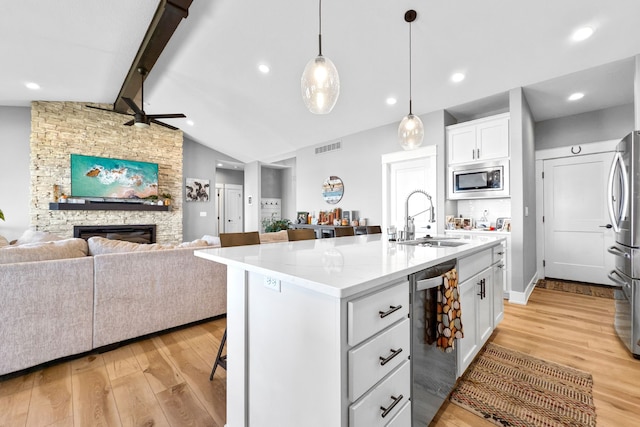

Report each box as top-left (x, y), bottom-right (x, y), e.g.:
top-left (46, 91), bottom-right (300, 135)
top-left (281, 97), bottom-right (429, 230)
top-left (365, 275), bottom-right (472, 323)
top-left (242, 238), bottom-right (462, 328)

top-left (14, 229), bottom-right (64, 246)
top-left (0, 235), bottom-right (9, 248)
top-left (201, 234), bottom-right (221, 246)
top-left (0, 238), bottom-right (88, 264)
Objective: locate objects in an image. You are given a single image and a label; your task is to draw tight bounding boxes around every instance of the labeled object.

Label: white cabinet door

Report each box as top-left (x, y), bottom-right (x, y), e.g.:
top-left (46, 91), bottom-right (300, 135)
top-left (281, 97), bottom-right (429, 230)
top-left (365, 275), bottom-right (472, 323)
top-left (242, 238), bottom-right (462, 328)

top-left (476, 117), bottom-right (509, 161)
top-left (476, 268), bottom-right (493, 345)
top-left (448, 126), bottom-right (476, 164)
top-left (447, 114), bottom-right (510, 165)
top-left (456, 275), bottom-right (478, 376)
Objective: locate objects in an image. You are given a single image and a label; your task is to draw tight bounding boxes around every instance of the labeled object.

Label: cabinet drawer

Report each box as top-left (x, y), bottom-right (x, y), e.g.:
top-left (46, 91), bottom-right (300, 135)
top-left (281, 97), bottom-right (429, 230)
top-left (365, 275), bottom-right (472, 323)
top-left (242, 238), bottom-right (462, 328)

top-left (349, 360), bottom-right (410, 427)
top-left (385, 400), bottom-right (411, 427)
top-left (348, 318), bottom-right (410, 401)
top-left (348, 281), bottom-right (409, 346)
top-left (492, 244), bottom-right (505, 262)
top-left (458, 249), bottom-right (492, 282)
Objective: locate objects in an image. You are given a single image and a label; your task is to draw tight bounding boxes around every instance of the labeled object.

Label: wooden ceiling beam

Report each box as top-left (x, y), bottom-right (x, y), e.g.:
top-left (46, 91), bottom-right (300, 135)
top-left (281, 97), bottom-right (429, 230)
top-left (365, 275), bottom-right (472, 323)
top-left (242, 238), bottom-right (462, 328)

top-left (114, 0), bottom-right (193, 113)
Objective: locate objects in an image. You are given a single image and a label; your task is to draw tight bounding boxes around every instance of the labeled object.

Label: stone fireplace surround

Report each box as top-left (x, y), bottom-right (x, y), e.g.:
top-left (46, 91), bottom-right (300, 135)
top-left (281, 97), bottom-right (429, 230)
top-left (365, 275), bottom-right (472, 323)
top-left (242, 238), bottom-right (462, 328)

top-left (30, 101), bottom-right (183, 244)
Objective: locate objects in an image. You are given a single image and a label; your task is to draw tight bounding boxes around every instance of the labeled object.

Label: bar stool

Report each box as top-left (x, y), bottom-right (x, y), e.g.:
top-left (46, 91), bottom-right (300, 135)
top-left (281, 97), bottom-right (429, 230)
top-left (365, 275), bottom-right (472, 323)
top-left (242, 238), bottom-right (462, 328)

top-left (334, 227), bottom-right (355, 237)
top-left (366, 225), bottom-right (382, 234)
top-left (210, 231), bottom-right (260, 380)
top-left (286, 228), bottom-right (316, 241)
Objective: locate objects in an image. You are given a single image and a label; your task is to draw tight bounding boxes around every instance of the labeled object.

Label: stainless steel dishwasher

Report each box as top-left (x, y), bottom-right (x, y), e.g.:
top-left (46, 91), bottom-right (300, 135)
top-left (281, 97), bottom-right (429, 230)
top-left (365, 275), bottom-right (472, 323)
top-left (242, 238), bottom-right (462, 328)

top-left (409, 259), bottom-right (458, 426)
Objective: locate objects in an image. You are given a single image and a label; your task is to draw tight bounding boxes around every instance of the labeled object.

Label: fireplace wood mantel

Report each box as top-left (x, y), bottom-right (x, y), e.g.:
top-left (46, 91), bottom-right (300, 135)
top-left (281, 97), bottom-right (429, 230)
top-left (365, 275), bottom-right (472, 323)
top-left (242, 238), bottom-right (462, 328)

top-left (49, 202), bottom-right (170, 212)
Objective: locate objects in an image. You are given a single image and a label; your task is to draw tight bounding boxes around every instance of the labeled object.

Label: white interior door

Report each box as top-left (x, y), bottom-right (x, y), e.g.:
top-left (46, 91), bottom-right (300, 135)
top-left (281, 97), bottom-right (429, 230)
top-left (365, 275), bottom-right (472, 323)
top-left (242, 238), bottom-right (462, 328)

top-left (389, 156), bottom-right (437, 236)
top-left (543, 152), bottom-right (615, 284)
top-left (224, 185), bottom-right (244, 233)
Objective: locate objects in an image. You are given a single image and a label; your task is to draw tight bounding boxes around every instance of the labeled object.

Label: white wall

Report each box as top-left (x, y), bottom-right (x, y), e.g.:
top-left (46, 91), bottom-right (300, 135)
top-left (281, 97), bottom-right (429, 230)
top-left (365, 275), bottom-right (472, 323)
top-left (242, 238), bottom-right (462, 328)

top-left (535, 103), bottom-right (633, 150)
top-left (0, 106), bottom-right (31, 240)
top-left (183, 137), bottom-right (217, 241)
top-left (510, 88), bottom-right (537, 297)
top-left (293, 111), bottom-right (447, 227)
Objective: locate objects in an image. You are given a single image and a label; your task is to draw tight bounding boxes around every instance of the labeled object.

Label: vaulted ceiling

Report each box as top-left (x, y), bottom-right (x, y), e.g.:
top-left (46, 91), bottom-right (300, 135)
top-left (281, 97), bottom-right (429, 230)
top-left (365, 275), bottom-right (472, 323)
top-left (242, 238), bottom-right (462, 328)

top-left (2, 0), bottom-right (639, 164)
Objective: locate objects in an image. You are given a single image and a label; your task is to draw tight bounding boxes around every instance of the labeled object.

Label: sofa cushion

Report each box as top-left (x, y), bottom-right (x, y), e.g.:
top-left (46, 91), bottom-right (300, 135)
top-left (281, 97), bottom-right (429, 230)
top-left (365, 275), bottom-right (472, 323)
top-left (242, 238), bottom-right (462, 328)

top-left (87, 236), bottom-right (209, 255)
top-left (14, 229), bottom-right (64, 246)
top-left (259, 230), bottom-right (288, 244)
top-left (0, 238), bottom-right (88, 264)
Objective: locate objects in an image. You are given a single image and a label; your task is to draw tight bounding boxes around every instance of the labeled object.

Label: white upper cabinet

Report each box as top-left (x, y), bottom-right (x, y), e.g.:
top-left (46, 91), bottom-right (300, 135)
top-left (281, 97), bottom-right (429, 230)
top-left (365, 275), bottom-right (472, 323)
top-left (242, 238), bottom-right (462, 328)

top-left (447, 113), bottom-right (510, 165)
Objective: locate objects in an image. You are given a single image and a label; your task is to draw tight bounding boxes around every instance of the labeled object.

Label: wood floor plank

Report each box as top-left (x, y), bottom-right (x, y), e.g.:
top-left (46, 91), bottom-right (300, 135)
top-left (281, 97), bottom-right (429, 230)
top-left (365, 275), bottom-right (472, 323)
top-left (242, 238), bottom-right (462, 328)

top-left (25, 364), bottom-right (72, 427)
top-left (129, 339), bottom-right (185, 395)
top-left (102, 346), bottom-right (142, 382)
top-left (70, 353), bottom-right (105, 375)
top-left (71, 365), bottom-right (122, 427)
top-left (0, 388), bottom-right (31, 427)
top-left (0, 371), bottom-right (35, 399)
top-left (110, 371), bottom-right (171, 427)
top-left (156, 383), bottom-right (219, 427)
top-left (157, 331), bottom-right (226, 426)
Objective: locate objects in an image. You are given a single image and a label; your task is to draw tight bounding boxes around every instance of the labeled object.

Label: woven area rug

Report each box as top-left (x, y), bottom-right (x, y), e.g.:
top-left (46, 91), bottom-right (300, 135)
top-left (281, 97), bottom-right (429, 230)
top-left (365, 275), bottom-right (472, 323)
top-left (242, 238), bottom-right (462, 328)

top-left (450, 343), bottom-right (596, 427)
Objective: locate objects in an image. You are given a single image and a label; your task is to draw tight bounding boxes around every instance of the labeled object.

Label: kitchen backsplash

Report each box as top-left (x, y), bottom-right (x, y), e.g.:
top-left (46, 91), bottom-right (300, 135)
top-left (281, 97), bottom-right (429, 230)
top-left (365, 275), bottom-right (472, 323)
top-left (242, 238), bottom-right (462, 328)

top-left (455, 198), bottom-right (512, 227)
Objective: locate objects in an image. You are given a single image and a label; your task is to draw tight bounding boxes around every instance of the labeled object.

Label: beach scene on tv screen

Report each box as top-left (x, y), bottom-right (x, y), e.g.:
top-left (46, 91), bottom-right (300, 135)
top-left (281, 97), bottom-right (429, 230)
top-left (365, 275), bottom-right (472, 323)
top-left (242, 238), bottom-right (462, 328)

top-left (70, 154), bottom-right (159, 199)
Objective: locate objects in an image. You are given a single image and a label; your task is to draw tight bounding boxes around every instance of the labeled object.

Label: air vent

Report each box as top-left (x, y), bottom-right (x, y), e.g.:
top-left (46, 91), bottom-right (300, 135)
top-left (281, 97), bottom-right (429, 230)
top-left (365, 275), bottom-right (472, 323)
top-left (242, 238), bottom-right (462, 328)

top-left (315, 140), bottom-right (342, 155)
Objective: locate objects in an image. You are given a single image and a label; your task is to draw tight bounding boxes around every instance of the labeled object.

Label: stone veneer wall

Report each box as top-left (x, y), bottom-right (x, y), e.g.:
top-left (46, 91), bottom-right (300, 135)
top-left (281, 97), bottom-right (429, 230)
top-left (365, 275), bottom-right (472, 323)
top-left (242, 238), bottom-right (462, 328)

top-left (30, 101), bottom-right (183, 243)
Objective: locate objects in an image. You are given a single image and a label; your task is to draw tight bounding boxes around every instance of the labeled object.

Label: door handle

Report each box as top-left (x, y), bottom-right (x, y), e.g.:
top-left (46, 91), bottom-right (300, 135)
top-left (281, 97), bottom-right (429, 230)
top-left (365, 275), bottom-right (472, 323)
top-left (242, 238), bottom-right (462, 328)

top-left (599, 224), bottom-right (613, 229)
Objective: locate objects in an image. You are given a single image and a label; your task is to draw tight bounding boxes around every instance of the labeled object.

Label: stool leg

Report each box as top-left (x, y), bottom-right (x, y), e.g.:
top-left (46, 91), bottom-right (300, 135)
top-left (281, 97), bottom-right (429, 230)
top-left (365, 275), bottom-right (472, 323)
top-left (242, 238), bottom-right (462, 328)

top-left (210, 328), bottom-right (227, 380)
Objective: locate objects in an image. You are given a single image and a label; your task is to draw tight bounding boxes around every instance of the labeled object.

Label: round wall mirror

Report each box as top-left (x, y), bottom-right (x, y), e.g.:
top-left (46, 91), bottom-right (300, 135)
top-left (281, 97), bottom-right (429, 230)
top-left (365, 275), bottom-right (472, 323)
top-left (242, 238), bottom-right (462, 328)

top-left (322, 176), bottom-right (344, 204)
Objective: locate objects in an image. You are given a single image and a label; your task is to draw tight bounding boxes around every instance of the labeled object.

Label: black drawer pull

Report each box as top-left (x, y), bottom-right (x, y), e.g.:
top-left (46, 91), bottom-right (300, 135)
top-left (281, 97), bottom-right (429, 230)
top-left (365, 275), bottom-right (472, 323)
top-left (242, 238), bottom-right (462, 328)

top-left (380, 394), bottom-right (403, 418)
top-left (497, 251), bottom-right (504, 255)
top-left (379, 305), bottom-right (402, 318)
top-left (379, 348), bottom-right (403, 366)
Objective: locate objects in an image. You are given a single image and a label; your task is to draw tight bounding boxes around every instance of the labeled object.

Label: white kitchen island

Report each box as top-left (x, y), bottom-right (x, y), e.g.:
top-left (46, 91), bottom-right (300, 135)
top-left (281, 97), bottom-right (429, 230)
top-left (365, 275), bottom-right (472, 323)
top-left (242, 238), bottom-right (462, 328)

top-left (195, 233), bottom-right (504, 427)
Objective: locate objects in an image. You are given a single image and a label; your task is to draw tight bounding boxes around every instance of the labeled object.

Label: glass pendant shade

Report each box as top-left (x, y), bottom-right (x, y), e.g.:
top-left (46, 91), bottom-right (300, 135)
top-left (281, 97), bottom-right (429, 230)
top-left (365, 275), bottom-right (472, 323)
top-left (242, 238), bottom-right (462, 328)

top-left (398, 113), bottom-right (424, 150)
top-left (301, 55), bottom-right (340, 114)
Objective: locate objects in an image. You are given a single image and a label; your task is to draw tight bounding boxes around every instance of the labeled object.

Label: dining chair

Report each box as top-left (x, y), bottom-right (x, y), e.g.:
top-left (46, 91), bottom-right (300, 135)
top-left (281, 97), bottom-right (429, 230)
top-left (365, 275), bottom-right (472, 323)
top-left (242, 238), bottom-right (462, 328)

top-left (366, 225), bottom-right (382, 234)
top-left (210, 231), bottom-right (261, 380)
top-left (219, 231), bottom-right (260, 248)
top-left (287, 228), bottom-right (316, 241)
top-left (334, 227), bottom-right (355, 237)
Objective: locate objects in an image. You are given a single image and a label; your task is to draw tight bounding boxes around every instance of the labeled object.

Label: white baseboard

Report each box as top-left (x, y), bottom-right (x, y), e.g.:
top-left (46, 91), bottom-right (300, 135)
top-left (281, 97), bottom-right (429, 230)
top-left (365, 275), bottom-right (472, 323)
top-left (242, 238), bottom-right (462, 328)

top-left (508, 272), bottom-right (538, 305)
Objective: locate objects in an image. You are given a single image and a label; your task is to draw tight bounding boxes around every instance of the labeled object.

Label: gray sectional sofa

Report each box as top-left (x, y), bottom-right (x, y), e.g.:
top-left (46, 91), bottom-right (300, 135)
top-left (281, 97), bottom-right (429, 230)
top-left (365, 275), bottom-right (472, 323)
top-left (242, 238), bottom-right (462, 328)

top-left (0, 236), bottom-right (226, 377)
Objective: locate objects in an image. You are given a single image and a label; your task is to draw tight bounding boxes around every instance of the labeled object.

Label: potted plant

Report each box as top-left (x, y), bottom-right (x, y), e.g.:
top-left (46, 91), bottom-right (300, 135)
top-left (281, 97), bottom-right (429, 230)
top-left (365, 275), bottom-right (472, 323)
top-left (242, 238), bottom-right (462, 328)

top-left (161, 193), bottom-right (172, 206)
top-left (0, 209), bottom-right (4, 221)
top-left (262, 213), bottom-right (291, 232)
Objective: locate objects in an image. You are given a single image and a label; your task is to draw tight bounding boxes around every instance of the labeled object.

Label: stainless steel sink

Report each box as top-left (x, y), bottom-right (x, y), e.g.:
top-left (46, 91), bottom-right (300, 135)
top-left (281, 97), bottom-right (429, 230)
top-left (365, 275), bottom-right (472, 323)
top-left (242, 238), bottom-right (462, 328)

top-left (397, 237), bottom-right (468, 247)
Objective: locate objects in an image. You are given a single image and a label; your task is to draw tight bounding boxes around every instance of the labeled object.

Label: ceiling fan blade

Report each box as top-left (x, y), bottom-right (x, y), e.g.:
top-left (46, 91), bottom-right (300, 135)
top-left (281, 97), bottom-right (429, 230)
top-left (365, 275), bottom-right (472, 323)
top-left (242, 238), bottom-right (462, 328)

top-left (150, 119), bottom-right (179, 131)
top-left (122, 97), bottom-right (143, 115)
top-left (123, 119), bottom-right (135, 126)
top-left (147, 113), bottom-right (186, 119)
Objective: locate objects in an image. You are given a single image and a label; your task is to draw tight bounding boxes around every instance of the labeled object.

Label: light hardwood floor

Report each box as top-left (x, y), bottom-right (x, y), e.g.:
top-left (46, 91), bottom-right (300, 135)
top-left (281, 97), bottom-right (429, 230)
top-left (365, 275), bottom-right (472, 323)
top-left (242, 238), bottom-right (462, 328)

top-left (1, 287), bottom-right (638, 426)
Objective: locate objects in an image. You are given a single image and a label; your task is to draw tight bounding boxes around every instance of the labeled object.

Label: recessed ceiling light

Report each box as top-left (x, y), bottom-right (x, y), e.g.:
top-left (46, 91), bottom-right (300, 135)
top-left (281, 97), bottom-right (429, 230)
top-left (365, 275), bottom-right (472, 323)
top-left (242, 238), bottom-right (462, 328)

top-left (217, 163), bottom-right (223, 167)
top-left (572, 26), bottom-right (594, 42)
top-left (568, 92), bottom-right (584, 101)
top-left (186, 119), bottom-right (194, 126)
top-left (25, 82), bottom-right (40, 90)
top-left (258, 64), bottom-right (270, 74)
top-left (386, 97), bottom-right (397, 105)
top-left (451, 72), bottom-right (465, 83)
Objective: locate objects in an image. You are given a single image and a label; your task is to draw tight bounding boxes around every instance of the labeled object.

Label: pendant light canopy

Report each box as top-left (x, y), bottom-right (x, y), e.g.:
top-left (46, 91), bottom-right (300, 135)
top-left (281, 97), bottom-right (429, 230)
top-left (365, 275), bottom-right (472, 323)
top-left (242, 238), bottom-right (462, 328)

top-left (398, 10), bottom-right (424, 150)
top-left (301, 0), bottom-right (340, 114)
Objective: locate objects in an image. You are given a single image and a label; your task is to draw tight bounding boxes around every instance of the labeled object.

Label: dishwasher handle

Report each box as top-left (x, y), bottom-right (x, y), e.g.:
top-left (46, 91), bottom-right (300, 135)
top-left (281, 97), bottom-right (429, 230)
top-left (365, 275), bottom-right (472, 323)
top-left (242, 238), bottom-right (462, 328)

top-left (416, 276), bottom-right (443, 291)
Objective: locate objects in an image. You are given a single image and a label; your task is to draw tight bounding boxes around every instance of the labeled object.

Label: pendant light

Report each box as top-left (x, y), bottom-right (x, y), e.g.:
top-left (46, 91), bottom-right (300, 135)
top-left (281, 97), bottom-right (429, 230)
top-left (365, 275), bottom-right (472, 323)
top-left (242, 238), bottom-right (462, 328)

top-left (398, 9), bottom-right (424, 150)
top-left (301, 0), bottom-right (340, 114)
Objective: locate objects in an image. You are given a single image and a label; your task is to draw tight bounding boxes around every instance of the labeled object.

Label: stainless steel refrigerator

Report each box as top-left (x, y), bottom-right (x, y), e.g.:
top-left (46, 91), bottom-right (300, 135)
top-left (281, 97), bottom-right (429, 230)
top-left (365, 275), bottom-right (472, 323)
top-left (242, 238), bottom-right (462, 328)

top-left (607, 130), bottom-right (640, 359)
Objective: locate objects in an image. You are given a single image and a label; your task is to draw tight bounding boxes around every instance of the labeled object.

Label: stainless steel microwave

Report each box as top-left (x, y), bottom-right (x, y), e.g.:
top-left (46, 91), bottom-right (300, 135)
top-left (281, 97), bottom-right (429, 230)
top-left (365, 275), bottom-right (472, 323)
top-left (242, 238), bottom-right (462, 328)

top-left (448, 159), bottom-right (510, 199)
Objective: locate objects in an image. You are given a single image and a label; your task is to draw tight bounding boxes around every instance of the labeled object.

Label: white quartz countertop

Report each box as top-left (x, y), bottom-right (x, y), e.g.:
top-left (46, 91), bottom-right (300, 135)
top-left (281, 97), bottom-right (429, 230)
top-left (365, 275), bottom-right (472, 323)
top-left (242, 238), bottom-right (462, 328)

top-left (195, 234), bottom-right (504, 298)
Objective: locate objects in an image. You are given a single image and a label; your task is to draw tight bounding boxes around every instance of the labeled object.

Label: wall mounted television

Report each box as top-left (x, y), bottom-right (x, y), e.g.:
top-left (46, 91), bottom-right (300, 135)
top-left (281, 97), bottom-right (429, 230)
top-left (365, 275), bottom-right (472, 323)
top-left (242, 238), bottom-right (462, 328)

top-left (70, 154), bottom-right (159, 200)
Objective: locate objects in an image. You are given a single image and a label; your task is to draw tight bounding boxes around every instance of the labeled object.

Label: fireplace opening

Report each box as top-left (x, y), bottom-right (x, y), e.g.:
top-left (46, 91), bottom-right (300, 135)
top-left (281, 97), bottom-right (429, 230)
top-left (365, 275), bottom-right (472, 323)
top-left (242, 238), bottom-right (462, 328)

top-left (74, 225), bottom-right (156, 244)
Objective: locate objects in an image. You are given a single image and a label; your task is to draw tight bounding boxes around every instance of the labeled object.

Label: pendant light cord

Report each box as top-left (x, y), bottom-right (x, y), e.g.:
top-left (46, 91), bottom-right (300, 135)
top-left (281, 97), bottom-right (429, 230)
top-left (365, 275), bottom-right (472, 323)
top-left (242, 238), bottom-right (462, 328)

top-left (318, 0), bottom-right (323, 56)
top-left (408, 20), bottom-right (413, 115)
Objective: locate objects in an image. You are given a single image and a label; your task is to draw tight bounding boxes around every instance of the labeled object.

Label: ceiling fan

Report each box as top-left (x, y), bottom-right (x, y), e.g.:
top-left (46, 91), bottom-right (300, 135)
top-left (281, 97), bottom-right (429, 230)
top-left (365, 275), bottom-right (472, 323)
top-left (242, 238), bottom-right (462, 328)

top-left (87, 67), bottom-right (185, 130)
